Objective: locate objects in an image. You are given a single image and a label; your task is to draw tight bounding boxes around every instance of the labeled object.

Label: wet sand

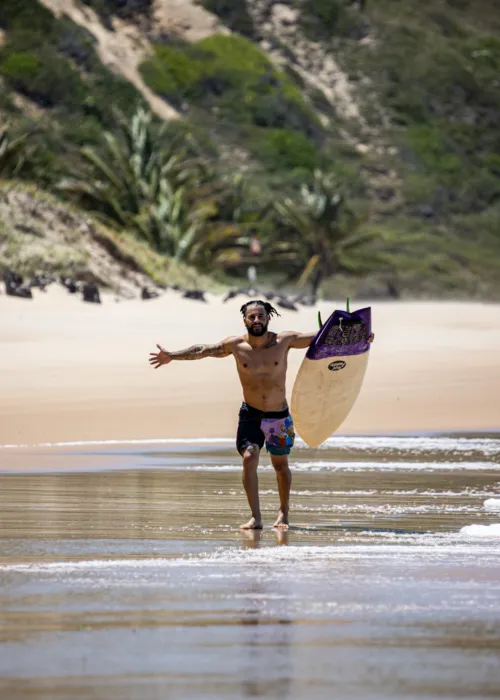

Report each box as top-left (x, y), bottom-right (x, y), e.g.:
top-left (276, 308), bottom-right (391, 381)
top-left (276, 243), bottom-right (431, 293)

top-left (1, 435), bottom-right (500, 699)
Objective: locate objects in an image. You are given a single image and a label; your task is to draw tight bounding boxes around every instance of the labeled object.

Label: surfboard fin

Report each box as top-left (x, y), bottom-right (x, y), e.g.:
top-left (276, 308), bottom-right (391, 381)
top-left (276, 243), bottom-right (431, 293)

top-left (346, 296), bottom-right (350, 313)
top-left (318, 311), bottom-right (323, 329)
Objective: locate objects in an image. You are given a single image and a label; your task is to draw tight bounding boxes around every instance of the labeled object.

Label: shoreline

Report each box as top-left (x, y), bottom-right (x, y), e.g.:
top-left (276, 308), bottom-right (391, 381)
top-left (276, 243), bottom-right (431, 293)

top-left (1, 431), bottom-right (498, 475)
top-left (2, 428), bottom-right (500, 451)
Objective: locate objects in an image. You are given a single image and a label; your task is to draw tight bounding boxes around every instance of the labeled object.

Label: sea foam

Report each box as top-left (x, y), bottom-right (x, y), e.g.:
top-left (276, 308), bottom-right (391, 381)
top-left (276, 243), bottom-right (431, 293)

top-left (460, 523), bottom-right (500, 537)
top-left (484, 498), bottom-right (500, 511)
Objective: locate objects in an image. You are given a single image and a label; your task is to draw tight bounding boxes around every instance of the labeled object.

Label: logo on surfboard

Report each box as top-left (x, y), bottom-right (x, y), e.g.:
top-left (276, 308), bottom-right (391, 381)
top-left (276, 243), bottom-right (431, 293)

top-left (328, 360), bottom-right (346, 371)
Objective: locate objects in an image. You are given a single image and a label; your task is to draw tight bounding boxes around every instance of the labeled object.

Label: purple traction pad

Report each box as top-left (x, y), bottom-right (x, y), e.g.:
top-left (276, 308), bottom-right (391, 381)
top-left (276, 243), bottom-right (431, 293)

top-left (306, 307), bottom-right (372, 361)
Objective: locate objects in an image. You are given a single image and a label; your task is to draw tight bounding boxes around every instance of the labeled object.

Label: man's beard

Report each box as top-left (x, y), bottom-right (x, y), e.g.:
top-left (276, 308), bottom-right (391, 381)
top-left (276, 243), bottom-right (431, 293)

top-left (247, 322), bottom-right (268, 337)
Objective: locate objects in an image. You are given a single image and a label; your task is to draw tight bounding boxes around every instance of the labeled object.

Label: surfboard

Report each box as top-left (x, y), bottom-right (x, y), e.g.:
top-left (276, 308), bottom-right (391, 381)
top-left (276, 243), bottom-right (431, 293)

top-left (291, 306), bottom-right (371, 448)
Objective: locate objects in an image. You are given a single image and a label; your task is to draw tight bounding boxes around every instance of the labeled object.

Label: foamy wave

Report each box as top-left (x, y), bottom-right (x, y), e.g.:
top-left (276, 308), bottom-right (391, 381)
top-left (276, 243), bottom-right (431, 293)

top-left (291, 461), bottom-right (496, 472)
top-left (2, 434), bottom-right (499, 458)
top-left (303, 435), bottom-right (500, 458)
top-left (460, 524), bottom-right (500, 537)
top-left (260, 489), bottom-right (378, 497)
top-left (156, 460), bottom-right (497, 473)
top-left (484, 499), bottom-right (500, 511)
top-left (391, 488), bottom-right (499, 497)
top-left (4, 537), bottom-right (500, 574)
top-left (293, 503), bottom-right (476, 514)
top-left (0, 437), bottom-right (235, 450)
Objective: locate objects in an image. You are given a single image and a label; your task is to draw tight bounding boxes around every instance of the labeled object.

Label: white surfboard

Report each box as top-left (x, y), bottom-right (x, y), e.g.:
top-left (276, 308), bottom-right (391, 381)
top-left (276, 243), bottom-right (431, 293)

top-left (291, 307), bottom-right (371, 448)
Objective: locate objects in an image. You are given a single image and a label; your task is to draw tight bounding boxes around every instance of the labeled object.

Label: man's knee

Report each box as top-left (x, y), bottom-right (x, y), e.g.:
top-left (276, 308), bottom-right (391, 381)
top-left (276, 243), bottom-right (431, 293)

top-left (271, 455), bottom-right (289, 472)
top-left (242, 443), bottom-right (259, 467)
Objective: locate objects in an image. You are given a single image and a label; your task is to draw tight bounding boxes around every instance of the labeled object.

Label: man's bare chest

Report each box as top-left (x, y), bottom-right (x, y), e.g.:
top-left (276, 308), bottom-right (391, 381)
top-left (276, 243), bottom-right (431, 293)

top-left (235, 343), bottom-right (287, 375)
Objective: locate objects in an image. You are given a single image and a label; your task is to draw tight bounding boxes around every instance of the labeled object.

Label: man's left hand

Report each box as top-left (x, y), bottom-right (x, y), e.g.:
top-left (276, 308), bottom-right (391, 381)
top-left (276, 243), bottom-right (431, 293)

top-left (368, 333), bottom-right (375, 343)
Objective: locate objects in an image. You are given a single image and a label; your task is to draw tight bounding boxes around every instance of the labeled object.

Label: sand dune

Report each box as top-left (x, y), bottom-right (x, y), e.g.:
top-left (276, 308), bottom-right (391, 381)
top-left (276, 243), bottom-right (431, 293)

top-left (1, 286), bottom-right (499, 446)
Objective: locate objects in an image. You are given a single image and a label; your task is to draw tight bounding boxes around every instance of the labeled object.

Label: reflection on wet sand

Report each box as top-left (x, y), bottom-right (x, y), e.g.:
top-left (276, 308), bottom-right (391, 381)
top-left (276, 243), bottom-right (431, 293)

top-left (241, 529), bottom-right (289, 548)
top-left (0, 437), bottom-right (500, 699)
top-left (239, 574), bottom-right (294, 700)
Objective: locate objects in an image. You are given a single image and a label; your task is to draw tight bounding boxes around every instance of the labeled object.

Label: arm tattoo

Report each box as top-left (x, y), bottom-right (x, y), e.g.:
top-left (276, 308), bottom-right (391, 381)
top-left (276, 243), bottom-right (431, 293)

top-left (169, 343), bottom-right (229, 360)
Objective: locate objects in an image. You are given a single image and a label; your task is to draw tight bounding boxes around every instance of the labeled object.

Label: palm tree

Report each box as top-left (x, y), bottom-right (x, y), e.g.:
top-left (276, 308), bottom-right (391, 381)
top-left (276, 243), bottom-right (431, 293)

top-left (273, 170), bottom-right (382, 295)
top-left (59, 107), bottom-right (272, 269)
top-left (58, 107), bottom-right (208, 259)
top-left (187, 174), bottom-right (272, 270)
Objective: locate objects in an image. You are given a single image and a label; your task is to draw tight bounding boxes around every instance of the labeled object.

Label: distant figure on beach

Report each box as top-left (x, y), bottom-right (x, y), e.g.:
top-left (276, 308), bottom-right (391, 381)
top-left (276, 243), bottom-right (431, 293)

top-left (149, 300), bottom-right (374, 530)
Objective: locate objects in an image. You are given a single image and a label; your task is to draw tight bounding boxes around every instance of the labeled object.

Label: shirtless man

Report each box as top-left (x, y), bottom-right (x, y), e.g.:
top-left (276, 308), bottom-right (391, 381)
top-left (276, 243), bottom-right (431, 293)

top-left (149, 300), bottom-right (373, 531)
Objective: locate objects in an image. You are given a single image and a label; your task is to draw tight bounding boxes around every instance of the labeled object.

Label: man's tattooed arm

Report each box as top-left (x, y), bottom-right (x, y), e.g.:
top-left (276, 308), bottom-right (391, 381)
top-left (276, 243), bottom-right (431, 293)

top-left (169, 339), bottom-right (234, 360)
top-left (149, 337), bottom-right (235, 369)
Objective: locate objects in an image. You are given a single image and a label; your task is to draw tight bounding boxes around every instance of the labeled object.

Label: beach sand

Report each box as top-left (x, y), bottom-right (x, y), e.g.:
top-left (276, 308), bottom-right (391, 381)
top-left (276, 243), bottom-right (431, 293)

top-left (1, 286), bottom-right (500, 447)
top-left (2, 288), bottom-right (500, 698)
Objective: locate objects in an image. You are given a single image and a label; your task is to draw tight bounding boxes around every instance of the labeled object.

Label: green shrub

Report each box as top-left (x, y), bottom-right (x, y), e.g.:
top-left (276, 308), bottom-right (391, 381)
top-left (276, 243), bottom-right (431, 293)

top-left (0, 0), bottom-right (142, 117)
top-left (250, 129), bottom-right (321, 172)
top-left (0, 0), bottom-right (56, 34)
top-left (197, 34), bottom-right (270, 77)
top-left (141, 35), bottom-right (320, 137)
top-left (140, 43), bottom-right (208, 106)
top-left (298, 0), bottom-right (364, 40)
top-left (0, 48), bottom-right (87, 108)
top-left (198, 0), bottom-right (255, 37)
top-left (0, 51), bottom-right (40, 83)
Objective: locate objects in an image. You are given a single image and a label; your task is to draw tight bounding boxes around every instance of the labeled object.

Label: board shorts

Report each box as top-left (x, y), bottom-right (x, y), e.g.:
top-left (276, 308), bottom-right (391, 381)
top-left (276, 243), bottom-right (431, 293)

top-left (236, 402), bottom-right (295, 456)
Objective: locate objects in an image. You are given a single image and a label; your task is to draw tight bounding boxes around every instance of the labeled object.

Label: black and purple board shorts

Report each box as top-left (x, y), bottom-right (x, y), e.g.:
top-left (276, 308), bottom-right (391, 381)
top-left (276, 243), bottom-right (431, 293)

top-left (236, 402), bottom-right (295, 456)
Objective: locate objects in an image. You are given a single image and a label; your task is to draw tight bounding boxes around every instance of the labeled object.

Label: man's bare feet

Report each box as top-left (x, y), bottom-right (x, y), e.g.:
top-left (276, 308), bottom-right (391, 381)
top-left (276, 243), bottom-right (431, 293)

top-left (272, 510), bottom-right (289, 529)
top-left (240, 517), bottom-right (263, 530)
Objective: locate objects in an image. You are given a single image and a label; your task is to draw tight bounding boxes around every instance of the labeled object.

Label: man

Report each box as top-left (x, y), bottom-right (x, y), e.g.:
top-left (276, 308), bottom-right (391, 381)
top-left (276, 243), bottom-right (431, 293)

top-left (149, 300), bottom-right (374, 531)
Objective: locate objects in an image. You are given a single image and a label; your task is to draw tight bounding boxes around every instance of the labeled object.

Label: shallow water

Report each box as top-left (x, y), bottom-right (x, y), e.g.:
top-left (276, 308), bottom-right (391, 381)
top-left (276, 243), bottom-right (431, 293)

top-left (1, 435), bottom-right (500, 699)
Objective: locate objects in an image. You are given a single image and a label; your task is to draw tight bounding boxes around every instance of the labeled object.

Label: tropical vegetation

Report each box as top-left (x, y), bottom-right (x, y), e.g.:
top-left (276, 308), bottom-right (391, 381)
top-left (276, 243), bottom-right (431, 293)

top-left (1, 0), bottom-right (500, 297)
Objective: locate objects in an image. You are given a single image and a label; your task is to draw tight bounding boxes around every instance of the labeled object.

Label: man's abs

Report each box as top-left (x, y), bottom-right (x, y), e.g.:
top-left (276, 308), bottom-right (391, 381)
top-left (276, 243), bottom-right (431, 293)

top-left (238, 374), bottom-right (288, 412)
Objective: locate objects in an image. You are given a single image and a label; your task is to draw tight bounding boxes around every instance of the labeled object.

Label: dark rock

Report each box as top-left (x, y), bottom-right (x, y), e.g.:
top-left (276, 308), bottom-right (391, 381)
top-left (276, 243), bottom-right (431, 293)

top-left (183, 289), bottom-right (207, 303)
top-left (6, 284), bottom-right (32, 299)
top-left (29, 273), bottom-right (54, 291)
top-left (141, 286), bottom-right (160, 300)
top-left (61, 277), bottom-right (80, 294)
top-left (223, 289), bottom-right (240, 303)
top-left (3, 270), bottom-right (32, 298)
top-left (413, 204), bottom-right (436, 219)
top-left (82, 282), bottom-right (101, 304)
top-left (4, 269), bottom-right (23, 288)
top-left (295, 294), bottom-right (317, 307)
top-left (223, 288), bottom-right (257, 303)
top-left (276, 297), bottom-right (298, 311)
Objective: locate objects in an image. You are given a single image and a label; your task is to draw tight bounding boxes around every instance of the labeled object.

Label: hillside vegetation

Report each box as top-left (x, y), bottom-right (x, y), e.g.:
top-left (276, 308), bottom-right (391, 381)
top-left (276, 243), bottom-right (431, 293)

top-left (1, 0), bottom-right (500, 298)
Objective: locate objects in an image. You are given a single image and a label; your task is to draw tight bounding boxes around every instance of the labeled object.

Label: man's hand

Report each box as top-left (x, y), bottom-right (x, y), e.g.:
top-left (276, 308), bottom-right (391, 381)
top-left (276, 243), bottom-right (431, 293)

top-left (368, 333), bottom-right (375, 343)
top-left (149, 344), bottom-right (172, 369)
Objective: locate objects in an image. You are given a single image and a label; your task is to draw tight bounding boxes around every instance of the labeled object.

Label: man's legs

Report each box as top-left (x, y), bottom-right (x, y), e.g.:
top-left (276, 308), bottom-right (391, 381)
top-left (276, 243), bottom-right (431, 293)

top-left (240, 443), bottom-right (262, 530)
top-left (270, 453), bottom-right (292, 528)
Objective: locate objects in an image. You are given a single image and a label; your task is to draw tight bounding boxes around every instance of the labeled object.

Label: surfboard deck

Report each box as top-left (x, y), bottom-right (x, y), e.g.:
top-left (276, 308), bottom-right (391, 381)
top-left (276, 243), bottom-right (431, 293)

top-left (291, 307), bottom-right (371, 448)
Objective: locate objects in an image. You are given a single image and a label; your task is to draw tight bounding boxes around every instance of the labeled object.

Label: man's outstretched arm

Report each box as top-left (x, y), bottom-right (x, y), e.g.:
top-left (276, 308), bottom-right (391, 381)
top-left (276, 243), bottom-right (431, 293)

top-left (149, 337), bottom-right (235, 369)
top-left (284, 331), bottom-right (317, 350)
top-left (283, 330), bottom-right (375, 350)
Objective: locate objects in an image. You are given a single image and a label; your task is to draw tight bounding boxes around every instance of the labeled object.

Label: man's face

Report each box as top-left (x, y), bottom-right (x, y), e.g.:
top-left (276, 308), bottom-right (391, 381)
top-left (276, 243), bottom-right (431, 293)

top-left (244, 305), bottom-right (269, 336)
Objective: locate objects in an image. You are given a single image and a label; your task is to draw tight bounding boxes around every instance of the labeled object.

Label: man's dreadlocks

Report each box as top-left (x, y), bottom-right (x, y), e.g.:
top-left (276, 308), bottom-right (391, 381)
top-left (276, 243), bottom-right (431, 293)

top-left (240, 300), bottom-right (281, 318)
